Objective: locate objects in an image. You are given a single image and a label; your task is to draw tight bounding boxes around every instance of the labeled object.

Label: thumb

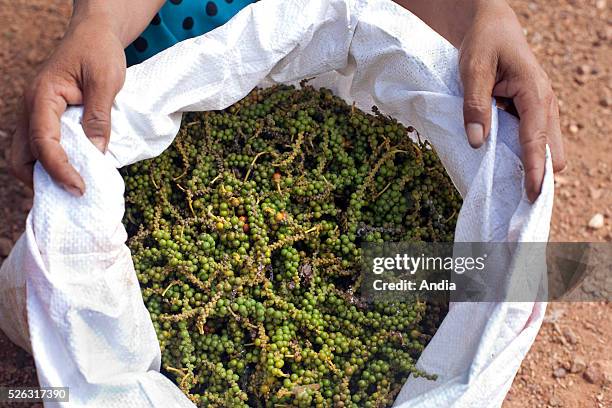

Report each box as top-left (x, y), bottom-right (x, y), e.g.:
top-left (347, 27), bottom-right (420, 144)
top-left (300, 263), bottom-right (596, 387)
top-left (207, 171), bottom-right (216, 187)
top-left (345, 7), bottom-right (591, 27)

top-left (460, 54), bottom-right (497, 148)
top-left (81, 77), bottom-right (118, 153)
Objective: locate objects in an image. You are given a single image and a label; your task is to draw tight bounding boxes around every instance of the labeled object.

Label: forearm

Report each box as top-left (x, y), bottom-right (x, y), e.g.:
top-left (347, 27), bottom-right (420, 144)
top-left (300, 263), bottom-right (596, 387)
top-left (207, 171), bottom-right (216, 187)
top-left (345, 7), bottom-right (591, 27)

top-left (394, 0), bottom-right (513, 48)
top-left (70, 0), bottom-right (165, 46)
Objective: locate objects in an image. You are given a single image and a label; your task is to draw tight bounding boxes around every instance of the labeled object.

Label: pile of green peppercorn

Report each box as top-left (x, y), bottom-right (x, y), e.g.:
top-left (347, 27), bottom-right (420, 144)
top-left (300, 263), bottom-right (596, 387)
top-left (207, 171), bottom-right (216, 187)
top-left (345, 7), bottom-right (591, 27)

top-left (122, 84), bottom-right (462, 407)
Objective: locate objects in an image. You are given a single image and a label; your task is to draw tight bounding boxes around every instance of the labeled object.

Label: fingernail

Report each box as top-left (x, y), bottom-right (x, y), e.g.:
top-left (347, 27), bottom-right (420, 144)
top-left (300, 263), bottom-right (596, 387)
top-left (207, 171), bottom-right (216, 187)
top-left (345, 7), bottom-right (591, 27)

top-left (526, 186), bottom-right (540, 204)
top-left (557, 164), bottom-right (568, 174)
top-left (62, 183), bottom-right (84, 197)
top-left (466, 123), bottom-right (484, 148)
top-left (527, 193), bottom-right (537, 204)
top-left (89, 136), bottom-right (107, 153)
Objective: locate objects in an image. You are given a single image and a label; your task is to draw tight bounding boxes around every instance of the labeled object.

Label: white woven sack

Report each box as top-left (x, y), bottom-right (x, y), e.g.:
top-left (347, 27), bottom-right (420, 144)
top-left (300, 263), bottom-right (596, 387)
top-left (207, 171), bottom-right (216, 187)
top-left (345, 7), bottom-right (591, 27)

top-left (0, 0), bottom-right (553, 406)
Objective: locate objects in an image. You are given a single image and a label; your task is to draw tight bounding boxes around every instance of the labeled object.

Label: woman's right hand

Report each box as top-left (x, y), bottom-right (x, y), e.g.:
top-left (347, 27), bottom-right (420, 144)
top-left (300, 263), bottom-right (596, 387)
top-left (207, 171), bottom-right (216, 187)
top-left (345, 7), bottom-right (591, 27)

top-left (10, 0), bottom-right (164, 196)
top-left (10, 18), bottom-right (126, 196)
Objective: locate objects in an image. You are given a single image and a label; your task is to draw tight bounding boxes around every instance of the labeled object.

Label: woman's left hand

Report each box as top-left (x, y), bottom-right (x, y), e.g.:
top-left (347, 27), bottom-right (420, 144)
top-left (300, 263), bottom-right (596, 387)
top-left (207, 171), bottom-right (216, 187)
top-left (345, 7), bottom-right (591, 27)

top-left (398, 0), bottom-right (566, 202)
top-left (458, 1), bottom-right (566, 202)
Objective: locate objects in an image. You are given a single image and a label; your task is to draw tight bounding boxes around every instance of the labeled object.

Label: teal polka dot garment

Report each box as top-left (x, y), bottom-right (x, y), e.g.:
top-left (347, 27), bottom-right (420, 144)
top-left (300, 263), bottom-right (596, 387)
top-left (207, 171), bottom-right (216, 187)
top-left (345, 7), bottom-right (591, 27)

top-left (125, 0), bottom-right (256, 66)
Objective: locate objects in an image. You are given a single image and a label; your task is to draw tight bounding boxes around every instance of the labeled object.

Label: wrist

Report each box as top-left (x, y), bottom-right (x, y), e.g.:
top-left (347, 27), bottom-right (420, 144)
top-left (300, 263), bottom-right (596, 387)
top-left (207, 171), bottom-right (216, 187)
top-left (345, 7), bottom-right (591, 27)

top-left (443, 0), bottom-right (510, 47)
top-left (398, 0), bottom-right (513, 48)
top-left (69, 2), bottom-right (131, 46)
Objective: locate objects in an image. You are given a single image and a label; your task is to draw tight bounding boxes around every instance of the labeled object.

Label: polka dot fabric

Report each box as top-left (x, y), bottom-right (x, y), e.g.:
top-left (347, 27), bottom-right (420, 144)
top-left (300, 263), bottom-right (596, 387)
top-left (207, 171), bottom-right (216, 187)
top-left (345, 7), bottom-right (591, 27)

top-left (126, 0), bottom-right (256, 66)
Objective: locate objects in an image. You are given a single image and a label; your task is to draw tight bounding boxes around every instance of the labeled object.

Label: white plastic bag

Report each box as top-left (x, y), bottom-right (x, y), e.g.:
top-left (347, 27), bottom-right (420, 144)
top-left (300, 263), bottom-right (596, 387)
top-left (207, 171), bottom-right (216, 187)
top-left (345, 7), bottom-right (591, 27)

top-left (0, 0), bottom-right (553, 406)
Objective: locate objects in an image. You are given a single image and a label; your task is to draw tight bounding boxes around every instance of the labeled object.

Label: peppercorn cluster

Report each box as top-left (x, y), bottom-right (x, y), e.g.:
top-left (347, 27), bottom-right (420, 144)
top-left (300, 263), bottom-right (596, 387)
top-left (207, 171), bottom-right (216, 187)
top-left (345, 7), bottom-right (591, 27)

top-left (122, 84), bottom-right (462, 407)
